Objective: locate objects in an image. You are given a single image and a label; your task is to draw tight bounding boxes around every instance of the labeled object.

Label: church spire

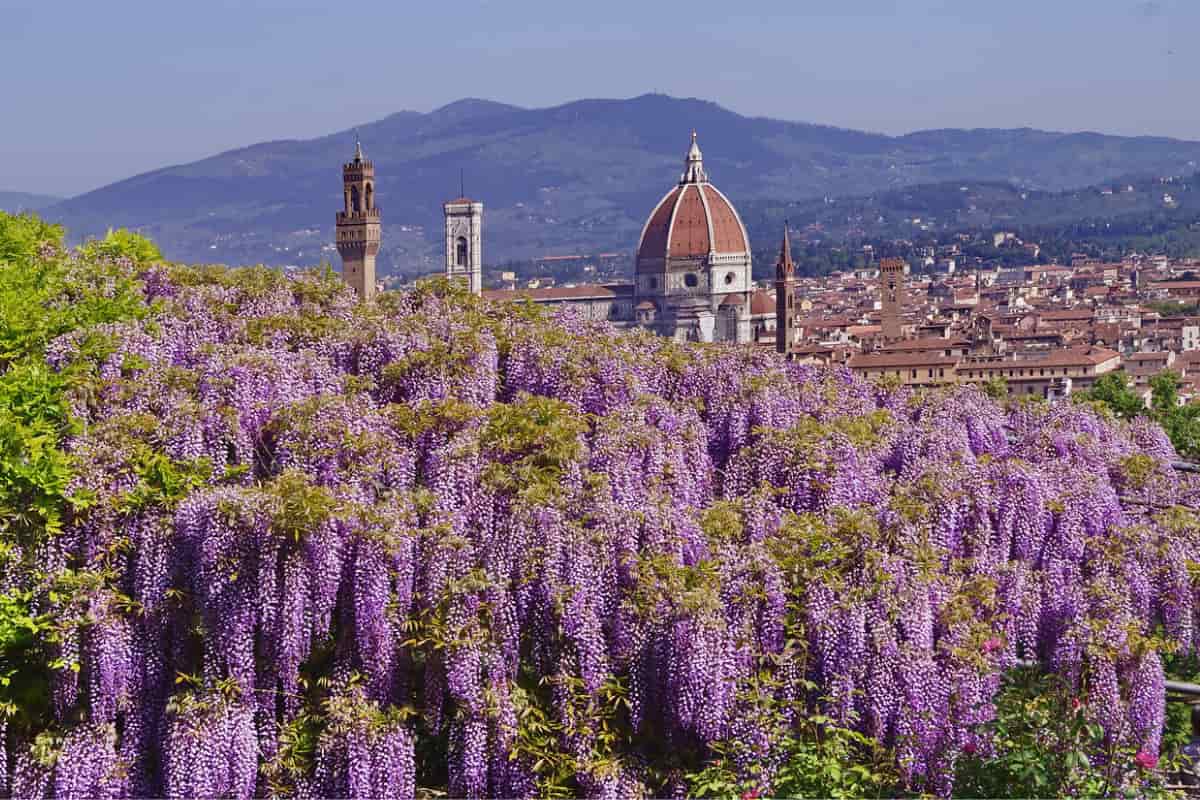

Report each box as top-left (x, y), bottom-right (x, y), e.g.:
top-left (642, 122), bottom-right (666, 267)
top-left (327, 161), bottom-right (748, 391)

top-left (353, 131), bottom-right (364, 164)
top-left (776, 221), bottom-right (794, 280)
top-left (774, 221), bottom-right (796, 356)
top-left (680, 130), bottom-right (708, 184)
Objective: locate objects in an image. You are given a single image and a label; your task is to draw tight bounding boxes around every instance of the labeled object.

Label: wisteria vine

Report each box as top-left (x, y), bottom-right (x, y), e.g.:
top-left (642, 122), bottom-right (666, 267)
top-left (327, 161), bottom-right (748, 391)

top-left (4, 260), bottom-right (1199, 798)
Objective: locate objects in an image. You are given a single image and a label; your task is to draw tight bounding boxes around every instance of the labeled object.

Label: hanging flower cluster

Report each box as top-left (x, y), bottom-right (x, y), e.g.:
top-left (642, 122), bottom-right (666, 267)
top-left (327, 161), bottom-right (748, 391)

top-left (6, 266), bottom-right (1198, 798)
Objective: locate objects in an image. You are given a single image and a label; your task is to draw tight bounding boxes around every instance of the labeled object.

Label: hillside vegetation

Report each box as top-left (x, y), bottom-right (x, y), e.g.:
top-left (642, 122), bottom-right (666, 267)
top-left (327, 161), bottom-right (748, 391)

top-left (1, 212), bottom-right (1200, 797)
top-left (43, 94), bottom-right (1200, 271)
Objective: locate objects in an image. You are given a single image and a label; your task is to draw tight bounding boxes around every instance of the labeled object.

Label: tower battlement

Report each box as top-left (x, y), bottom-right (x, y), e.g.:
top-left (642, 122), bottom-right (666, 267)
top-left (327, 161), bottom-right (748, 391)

top-left (335, 139), bottom-right (381, 300)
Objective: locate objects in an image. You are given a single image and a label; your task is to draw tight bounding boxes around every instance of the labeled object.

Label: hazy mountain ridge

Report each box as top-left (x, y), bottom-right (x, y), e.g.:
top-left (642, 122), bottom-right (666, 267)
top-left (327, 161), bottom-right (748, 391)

top-left (44, 94), bottom-right (1200, 273)
top-left (0, 192), bottom-right (62, 213)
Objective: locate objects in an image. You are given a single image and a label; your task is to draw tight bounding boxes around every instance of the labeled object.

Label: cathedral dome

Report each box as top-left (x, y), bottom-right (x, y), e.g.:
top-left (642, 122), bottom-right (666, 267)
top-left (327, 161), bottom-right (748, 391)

top-left (635, 133), bottom-right (751, 265)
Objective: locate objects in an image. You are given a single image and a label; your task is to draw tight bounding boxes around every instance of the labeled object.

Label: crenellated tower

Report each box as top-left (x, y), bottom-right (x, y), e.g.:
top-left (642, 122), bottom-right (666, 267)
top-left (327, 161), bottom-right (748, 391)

top-left (335, 137), bottom-right (381, 300)
top-left (774, 223), bottom-right (796, 355)
top-left (880, 257), bottom-right (905, 340)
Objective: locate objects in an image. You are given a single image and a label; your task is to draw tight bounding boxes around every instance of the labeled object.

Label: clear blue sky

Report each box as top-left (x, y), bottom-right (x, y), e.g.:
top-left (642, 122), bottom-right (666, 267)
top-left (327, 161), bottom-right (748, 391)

top-left (3, 0), bottom-right (1194, 197)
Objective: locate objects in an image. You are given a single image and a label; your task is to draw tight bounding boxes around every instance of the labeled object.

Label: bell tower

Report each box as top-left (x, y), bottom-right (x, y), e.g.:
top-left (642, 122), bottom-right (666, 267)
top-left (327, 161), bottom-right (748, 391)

top-left (335, 137), bottom-right (381, 300)
top-left (774, 223), bottom-right (796, 355)
top-left (444, 187), bottom-right (482, 295)
top-left (880, 257), bottom-right (905, 340)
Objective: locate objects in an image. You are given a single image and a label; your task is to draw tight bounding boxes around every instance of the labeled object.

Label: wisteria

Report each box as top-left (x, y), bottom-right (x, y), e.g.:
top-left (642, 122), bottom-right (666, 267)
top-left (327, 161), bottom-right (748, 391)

top-left (3, 260), bottom-right (1199, 798)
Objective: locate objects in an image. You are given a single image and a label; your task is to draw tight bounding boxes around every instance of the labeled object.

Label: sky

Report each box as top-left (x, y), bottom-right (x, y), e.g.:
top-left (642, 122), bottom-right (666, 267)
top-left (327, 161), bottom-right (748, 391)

top-left (2, 0), bottom-right (1195, 197)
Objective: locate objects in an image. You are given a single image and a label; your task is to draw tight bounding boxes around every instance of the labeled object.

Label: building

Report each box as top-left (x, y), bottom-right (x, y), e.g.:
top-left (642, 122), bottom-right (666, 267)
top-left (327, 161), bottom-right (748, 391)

top-left (847, 351), bottom-right (958, 387)
top-left (444, 196), bottom-right (483, 295)
top-left (775, 225), bottom-right (796, 354)
top-left (879, 258), bottom-right (905, 340)
top-left (485, 132), bottom-right (755, 344)
top-left (957, 346), bottom-right (1120, 397)
top-left (632, 132), bottom-right (754, 343)
top-left (848, 345), bottom-right (1120, 397)
top-left (335, 138), bottom-right (381, 299)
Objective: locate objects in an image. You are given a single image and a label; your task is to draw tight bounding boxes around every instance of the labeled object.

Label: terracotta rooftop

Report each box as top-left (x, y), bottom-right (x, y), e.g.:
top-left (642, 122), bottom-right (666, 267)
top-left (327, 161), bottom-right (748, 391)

top-left (1039, 309), bottom-right (1096, 321)
top-left (483, 283), bottom-right (634, 303)
top-left (876, 337), bottom-right (969, 352)
top-left (749, 290), bottom-right (774, 315)
top-left (636, 184), bottom-right (750, 262)
top-left (848, 352), bottom-right (960, 369)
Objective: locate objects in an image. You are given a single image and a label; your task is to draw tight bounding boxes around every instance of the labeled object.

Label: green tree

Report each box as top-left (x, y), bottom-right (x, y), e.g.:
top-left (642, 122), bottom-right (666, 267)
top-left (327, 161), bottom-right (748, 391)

top-left (1151, 371), bottom-right (1200, 460)
top-left (78, 227), bottom-right (162, 266)
top-left (1075, 371), bottom-right (1144, 420)
top-left (1151, 371), bottom-right (1181, 415)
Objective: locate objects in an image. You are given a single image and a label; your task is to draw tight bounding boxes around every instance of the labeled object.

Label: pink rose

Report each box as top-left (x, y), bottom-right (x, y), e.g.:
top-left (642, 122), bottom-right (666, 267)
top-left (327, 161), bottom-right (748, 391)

top-left (982, 637), bottom-right (1002, 654)
top-left (1134, 750), bottom-right (1158, 770)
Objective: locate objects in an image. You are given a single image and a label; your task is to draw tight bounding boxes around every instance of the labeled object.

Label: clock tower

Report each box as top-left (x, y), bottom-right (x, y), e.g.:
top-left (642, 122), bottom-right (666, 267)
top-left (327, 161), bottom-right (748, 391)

top-left (335, 137), bottom-right (381, 300)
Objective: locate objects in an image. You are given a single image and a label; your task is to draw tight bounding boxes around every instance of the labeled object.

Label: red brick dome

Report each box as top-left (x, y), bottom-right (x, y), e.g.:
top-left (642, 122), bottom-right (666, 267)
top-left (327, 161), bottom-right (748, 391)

top-left (635, 134), bottom-right (751, 264)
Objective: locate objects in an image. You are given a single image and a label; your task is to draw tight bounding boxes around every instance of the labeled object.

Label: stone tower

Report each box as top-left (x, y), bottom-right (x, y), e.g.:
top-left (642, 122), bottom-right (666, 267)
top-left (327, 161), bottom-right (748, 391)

top-left (335, 138), bottom-right (381, 300)
top-left (443, 195), bottom-right (482, 295)
top-left (774, 223), bottom-right (796, 355)
top-left (880, 257), bottom-right (905, 340)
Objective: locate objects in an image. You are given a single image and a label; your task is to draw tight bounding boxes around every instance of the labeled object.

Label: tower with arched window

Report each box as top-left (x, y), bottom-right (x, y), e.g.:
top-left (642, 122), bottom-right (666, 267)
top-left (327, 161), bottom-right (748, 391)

top-left (443, 195), bottom-right (482, 295)
top-left (335, 138), bottom-right (381, 299)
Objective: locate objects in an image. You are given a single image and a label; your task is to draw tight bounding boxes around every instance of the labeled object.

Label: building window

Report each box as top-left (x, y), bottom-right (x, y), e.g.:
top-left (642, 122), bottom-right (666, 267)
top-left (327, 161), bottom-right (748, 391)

top-left (649, 277), bottom-right (658, 290)
top-left (456, 237), bottom-right (468, 266)
top-left (725, 272), bottom-right (735, 285)
top-left (685, 273), bottom-right (699, 288)
top-left (351, 186), bottom-right (361, 213)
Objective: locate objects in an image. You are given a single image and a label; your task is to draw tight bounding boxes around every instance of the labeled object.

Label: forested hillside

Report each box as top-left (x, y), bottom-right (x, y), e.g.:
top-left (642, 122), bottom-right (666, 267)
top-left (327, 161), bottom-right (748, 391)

top-left (44, 94), bottom-right (1200, 272)
top-left (2, 212), bottom-right (1200, 797)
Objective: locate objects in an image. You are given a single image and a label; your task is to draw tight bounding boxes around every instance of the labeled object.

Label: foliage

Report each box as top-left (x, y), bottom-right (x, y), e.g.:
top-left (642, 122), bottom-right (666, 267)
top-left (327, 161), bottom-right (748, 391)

top-left (77, 227), bottom-right (162, 266)
top-left (0, 213), bottom-right (1198, 798)
top-left (954, 667), bottom-right (1175, 798)
top-left (1078, 369), bottom-right (1200, 461)
top-left (1075, 371), bottom-right (1145, 420)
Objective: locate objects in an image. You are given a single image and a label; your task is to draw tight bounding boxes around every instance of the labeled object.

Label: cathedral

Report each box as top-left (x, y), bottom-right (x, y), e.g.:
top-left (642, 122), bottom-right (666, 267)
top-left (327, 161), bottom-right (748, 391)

top-left (335, 133), bottom-right (759, 345)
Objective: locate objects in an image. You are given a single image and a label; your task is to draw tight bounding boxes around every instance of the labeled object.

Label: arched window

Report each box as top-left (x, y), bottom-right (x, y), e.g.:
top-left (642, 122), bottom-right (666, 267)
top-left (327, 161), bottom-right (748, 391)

top-left (351, 186), bottom-right (361, 213)
top-left (684, 273), bottom-right (699, 288)
top-left (365, 183), bottom-right (373, 210)
top-left (456, 236), bottom-right (469, 266)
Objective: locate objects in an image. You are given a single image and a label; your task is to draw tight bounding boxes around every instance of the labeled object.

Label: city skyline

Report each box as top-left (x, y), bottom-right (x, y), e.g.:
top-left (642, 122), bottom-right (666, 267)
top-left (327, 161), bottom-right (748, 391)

top-left (3, 0), bottom-right (1195, 196)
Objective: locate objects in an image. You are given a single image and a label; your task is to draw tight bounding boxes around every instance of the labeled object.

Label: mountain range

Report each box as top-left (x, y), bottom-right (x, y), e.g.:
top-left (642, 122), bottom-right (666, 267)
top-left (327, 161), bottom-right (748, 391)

top-left (36, 94), bottom-right (1200, 274)
top-left (0, 192), bottom-right (62, 214)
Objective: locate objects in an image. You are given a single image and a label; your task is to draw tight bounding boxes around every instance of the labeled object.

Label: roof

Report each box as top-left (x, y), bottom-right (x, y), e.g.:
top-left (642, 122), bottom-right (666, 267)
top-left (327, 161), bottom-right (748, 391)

top-left (848, 352), bottom-right (959, 369)
top-left (967, 346), bottom-right (1120, 369)
top-left (483, 283), bottom-right (634, 303)
top-left (749, 290), bottom-right (774, 315)
top-left (636, 183), bottom-right (750, 261)
top-left (443, 196), bottom-right (477, 206)
top-left (1153, 281), bottom-right (1200, 290)
top-left (636, 134), bottom-right (750, 263)
top-left (876, 337), bottom-right (969, 352)
top-left (1039, 309), bottom-right (1095, 321)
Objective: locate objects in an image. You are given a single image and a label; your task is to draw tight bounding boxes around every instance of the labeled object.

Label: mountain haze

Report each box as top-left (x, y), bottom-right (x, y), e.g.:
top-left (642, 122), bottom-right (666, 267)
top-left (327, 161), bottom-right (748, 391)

top-left (45, 94), bottom-right (1200, 274)
top-left (1, 192), bottom-right (62, 213)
